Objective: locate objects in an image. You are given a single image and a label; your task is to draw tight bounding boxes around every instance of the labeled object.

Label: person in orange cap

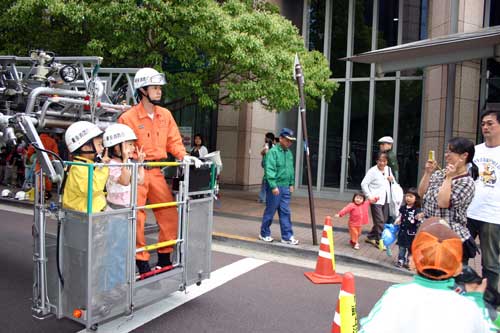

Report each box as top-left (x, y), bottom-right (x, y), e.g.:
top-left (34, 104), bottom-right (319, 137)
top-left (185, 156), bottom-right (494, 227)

top-left (360, 217), bottom-right (495, 333)
top-left (119, 67), bottom-right (201, 275)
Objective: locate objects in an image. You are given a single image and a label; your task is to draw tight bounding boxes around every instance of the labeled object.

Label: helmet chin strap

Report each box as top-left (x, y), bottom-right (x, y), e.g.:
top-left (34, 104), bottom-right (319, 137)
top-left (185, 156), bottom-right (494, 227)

top-left (140, 89), bottom-right (162, 106)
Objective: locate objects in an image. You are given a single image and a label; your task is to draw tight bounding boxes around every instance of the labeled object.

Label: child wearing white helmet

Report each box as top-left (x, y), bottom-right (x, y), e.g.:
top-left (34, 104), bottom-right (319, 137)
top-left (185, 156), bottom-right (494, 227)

top-left (62, 121), bottom-right (109, 212)
top-left (103, 123), bottom-right (145, 208)
top-left (95, 123), bottom-right (146, 295)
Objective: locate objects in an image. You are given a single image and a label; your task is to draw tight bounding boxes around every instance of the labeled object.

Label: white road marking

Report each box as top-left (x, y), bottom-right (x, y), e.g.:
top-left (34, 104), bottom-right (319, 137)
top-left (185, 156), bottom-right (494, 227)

top-left (212, 243), bottom-right (411, 284)
top-left (78, 257), bottom-right (268, 333)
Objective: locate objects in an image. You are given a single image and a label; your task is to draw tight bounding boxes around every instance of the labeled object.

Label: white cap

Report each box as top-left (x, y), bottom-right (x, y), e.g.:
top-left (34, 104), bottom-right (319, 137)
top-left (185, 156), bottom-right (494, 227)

top-left (378, 136), bottom-right (394, 144)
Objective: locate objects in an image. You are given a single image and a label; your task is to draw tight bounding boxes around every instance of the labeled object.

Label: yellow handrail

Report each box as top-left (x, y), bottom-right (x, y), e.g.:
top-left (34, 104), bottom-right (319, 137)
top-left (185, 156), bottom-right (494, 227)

top-left (138, 201), bottom-right (179, 210)
top-left (136, 239), bottom-right (179, 253)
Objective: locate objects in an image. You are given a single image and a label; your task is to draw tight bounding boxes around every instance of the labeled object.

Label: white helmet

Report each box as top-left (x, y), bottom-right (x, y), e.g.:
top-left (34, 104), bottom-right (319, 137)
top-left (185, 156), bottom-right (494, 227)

top-left (1, 189), bottom-right (12, 198)
top-left (65, 121), bottom-right (103, 153)
top-left (103, 124), bottom-right (137, 148)
top-left (15, 191), bottom-right (27, 200)
top-left (133, 68), bottom-right (166, 90)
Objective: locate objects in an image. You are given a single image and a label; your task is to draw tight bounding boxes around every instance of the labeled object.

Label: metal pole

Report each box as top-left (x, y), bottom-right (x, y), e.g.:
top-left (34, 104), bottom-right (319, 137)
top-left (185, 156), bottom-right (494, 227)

top-left (294, 55), bottom-right (318, 246)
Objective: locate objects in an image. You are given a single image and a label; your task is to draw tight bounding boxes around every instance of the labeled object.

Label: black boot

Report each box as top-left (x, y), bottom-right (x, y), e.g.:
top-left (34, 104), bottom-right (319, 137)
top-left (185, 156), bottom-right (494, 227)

top-left (156, 253), bottom-right (172, 268)
top-left (136, 260), bottom-right (151, 274)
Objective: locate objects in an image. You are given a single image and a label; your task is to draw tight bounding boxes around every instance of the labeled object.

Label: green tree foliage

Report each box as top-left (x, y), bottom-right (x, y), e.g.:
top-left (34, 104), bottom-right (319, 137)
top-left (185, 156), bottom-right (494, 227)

top-left (0, 0), bottom-right (337, 112)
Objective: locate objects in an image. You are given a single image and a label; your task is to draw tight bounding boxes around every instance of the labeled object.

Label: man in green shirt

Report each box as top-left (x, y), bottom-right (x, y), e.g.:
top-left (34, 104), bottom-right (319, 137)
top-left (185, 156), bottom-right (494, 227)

top-left (259, 128), bottom-right (299, 245)
top-left (378, 136), bottom-right (399, 181)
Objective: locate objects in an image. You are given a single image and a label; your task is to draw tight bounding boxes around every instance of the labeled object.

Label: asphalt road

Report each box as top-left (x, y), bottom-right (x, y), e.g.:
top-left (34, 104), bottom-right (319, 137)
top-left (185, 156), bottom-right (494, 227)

top-left (0, 205), bottom-right (398, 332)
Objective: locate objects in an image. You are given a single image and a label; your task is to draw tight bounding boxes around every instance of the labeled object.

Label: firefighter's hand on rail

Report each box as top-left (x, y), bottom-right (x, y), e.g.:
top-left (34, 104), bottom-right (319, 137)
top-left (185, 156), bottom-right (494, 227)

top-left (183, 155), bottom-right (202, 168)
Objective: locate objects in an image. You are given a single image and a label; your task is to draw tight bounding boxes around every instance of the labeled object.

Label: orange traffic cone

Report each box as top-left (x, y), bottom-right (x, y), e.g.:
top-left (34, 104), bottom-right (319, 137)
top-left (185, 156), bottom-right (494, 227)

top-left (332, 272), bottom-right (357, 333)
top-left (304, 216), bottom-right (342, 284)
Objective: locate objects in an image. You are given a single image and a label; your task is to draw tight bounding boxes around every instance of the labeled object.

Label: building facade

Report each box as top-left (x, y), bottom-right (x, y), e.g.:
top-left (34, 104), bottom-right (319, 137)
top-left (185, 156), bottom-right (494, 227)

top-left (211, 0), bottom-right (500, 198)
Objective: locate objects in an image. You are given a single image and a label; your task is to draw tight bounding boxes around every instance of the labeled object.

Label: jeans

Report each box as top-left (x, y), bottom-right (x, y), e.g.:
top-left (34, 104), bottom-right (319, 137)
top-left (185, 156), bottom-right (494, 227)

top-left (398, 246), bottom-right (409, 264)
top-left (468, 217), bottom-right (500, 306)
top-left (260, 182), bottom-right (293, 241)
top-left (258, 177), bottom-right (266, 202)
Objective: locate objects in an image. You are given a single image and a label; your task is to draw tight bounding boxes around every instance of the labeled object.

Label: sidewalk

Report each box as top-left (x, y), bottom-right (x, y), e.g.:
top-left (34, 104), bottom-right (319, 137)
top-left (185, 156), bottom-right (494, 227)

top-left (213, 188), bottom-right (482, 275)
top-left (0, 184), bottom-right (481, 276)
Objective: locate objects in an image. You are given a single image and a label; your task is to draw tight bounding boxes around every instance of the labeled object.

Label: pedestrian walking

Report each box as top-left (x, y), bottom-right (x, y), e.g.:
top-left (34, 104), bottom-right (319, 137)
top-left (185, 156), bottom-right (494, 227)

top-left (418, 137), bottom-right (479, 263)
top-left (335, 192), bottom-right (378, 250)
top-left (259, 128), bottom-right (298, 245)
top-left (361, 151), bottom-right (393, 248)
top-left (467, 104), bottom-right (500, 309)
top-left (394, 187), bottom-right (423, 268)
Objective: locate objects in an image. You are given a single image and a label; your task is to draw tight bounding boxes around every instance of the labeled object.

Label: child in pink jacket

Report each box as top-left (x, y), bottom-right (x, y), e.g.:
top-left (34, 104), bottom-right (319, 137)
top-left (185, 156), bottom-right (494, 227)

top-left (335, 192), bottom-right (378, 250)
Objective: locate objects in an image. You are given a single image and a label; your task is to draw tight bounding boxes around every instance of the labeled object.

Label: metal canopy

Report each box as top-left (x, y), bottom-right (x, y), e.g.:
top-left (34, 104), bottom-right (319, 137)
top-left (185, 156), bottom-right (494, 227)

top-left (343, 25), bottom-right (500, 76)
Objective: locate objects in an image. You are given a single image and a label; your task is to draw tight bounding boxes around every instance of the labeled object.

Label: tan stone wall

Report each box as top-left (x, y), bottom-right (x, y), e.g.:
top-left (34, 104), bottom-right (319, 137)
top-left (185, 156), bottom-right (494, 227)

top-left (217, 102), bottom-right (278, 189)
top-left (422, 0), bottom-right (483, 170)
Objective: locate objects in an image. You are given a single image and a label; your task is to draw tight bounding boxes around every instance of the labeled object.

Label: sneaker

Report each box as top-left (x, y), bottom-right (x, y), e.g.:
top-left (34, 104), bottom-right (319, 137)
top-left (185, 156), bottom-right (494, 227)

top-left (394, 260), bottom-right (403, 268)
top-left (365, 238), bottom-right (378, 247)
top-left (136, 260), bottom-right (151, 274)
top-left (259, 235), bottom-right (274, 242)
top-left (354, 243), bottom-right (360, 250)
top-left (378, 239), bottom-right (386, 251)
top-left (281, 236), bottom-right (299, 245)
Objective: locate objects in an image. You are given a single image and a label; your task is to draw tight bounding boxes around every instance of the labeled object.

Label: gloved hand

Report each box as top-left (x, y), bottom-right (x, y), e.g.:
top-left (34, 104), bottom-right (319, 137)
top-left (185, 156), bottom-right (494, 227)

top-left (183, 155), bottom-right (203, 168)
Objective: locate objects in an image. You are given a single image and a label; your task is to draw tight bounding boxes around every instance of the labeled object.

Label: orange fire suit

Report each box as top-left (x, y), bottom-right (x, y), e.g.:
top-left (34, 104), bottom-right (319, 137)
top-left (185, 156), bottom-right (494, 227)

top-left (118, 102), bottom-right (186, 261)
top-left (27, 133), bottom-right (59, 192)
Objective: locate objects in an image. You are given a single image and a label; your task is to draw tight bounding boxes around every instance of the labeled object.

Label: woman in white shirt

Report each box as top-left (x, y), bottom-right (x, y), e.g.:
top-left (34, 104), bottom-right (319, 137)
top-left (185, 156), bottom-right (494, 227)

top-left (190, 133), bottom-right (208, 158)
top-left (361, 152), bottom-right (394, 247)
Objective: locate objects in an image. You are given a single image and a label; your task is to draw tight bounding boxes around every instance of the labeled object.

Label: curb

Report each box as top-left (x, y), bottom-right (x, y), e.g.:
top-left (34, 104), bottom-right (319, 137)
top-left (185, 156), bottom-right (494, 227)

top-left (212, 232), bottom-right (412, 277)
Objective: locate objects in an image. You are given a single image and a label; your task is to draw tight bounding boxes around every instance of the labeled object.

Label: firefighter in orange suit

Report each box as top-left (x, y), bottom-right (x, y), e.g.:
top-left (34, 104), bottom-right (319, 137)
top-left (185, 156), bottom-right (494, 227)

top-left (119, 67), bottom-right (202, 274)
top-left (27, 131), bottom-right (59, 197)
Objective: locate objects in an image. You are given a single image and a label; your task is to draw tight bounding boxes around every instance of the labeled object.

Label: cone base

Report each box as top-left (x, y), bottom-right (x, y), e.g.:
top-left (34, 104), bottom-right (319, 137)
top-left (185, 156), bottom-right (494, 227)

top-left (304, 271), bottom-right (343, 284)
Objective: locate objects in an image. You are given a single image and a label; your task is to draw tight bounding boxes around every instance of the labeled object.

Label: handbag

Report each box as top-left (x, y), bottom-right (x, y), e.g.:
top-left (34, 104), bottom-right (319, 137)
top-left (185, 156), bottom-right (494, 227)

top-left (388, 168), bottom-right (404, 218)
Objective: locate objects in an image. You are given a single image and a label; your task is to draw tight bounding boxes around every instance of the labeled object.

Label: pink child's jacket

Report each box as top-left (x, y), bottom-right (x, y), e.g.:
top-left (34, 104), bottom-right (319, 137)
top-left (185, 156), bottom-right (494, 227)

top-left (337, 201), bottom-right (371, 227)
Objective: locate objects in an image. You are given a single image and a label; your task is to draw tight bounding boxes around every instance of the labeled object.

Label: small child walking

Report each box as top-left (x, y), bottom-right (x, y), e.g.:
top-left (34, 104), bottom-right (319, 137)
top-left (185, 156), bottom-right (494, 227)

top-left (335, 192), bottom-right (378, 250)
top-left (395, 187), bottom-right (423, 268)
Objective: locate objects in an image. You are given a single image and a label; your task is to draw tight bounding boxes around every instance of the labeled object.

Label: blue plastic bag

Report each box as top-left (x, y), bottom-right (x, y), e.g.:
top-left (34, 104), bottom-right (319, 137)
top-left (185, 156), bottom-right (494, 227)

top-left (381, 223), bottom-right (400, 257)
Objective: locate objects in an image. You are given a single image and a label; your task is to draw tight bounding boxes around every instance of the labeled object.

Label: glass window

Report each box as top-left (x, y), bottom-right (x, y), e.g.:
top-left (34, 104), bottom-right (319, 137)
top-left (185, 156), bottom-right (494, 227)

top-left (397, 80), bottom-right (422, 188)
top-left (378, 0), bottom-right (399, 49)
top-left (347, 81), bottom-right (370, 189)
top-left (330, 0), bottom-right (349, 78)
top-left (308, 0), bottom-right (326, 52)
top-left (486, 1), bottom-right (500, 103)
top-left (301, 100), bottom-right (321, 186)
top-left (172, 106), bottom-right (216, 152)
top-left (353, 0), bottom-right (374, 77)
top-left (490, 0), bottom-right (500, 26)
top-left (402, 0), bottom-right (426, 76)
top-left (324, 83), bottom-right (345, 187)
top-left (375, 0), bottom-right (399, 77)
top-left (372, 81), bottom-right (395, 163)
top-left (487, 59), bottom-right (500, 103)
